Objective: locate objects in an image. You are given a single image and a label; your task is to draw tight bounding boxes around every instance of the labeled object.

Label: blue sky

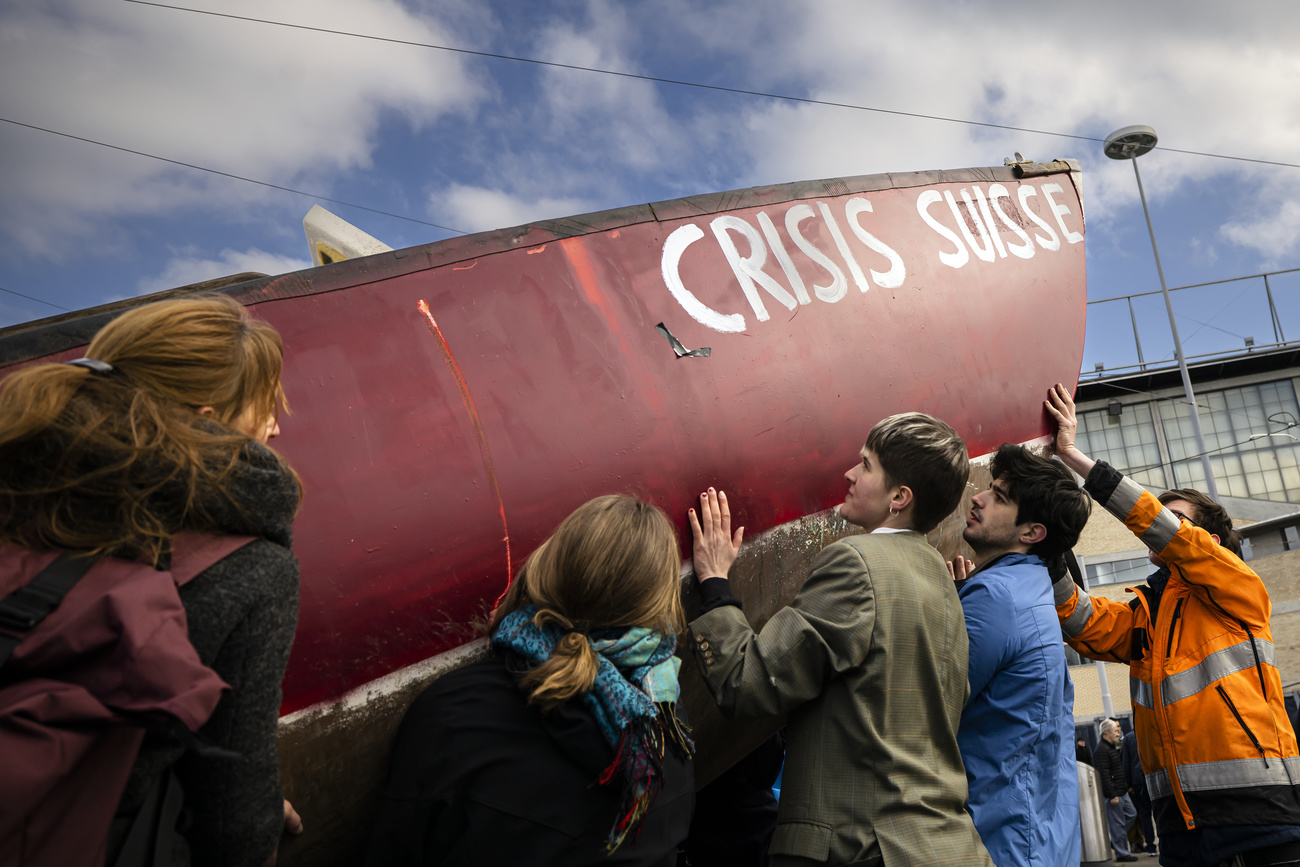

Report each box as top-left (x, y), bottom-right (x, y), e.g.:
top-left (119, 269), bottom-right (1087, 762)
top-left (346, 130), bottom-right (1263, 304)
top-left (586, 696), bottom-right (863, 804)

top-left (3, 0), bottom-right (1300, 375)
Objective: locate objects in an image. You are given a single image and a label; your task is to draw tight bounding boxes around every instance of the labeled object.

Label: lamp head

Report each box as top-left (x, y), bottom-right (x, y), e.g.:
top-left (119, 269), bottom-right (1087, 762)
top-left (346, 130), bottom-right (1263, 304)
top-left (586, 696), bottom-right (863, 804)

top-left (1104, 125), bottom-right (1158, 160)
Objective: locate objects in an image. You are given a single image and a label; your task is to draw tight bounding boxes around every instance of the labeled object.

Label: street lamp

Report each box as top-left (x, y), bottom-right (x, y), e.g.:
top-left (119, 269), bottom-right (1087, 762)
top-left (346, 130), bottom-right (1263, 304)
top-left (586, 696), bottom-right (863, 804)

top-left (1104, 125), bottom-right (1219, 500)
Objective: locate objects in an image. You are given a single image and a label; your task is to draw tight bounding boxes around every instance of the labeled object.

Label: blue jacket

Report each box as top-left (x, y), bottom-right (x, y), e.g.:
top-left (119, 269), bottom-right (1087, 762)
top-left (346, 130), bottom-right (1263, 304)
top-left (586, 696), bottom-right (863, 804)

top-left (957, 553), bottom-right (1080, 867)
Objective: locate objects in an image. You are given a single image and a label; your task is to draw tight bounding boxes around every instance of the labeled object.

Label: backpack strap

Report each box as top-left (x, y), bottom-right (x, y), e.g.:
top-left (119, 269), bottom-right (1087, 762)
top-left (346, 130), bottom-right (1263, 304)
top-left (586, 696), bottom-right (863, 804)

top-left (113, 768), bottom-right (186, 867)
top-left (0, 552), bottom-right (96, 669)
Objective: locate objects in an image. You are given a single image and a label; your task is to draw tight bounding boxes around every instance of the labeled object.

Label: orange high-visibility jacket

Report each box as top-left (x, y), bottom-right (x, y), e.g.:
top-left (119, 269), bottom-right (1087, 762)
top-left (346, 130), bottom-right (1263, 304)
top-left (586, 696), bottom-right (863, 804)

top-left (1055, 462), bottom-right (1300, 834)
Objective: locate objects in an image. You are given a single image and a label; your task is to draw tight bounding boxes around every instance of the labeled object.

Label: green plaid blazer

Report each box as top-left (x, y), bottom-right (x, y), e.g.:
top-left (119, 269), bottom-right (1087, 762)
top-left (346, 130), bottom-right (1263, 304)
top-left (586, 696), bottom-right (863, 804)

top-left (690, 531), bottom-right (993, 867)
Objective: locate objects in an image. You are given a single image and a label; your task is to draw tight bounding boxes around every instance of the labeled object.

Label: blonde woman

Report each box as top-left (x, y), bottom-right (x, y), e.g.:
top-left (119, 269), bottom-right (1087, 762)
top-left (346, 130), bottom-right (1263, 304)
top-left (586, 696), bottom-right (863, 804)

top-left (367, 495), bottom-right (695, 867)
top-left (0, 296), bottom-right (302, 866)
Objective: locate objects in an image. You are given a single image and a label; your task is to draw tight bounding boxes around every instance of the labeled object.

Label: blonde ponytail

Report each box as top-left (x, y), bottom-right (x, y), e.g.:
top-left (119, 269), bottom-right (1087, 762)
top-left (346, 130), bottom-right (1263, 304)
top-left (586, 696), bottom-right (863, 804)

top-left (488, 495), bottom-right (683, 711)
top-left (523, 619), bottom-right (600, 711)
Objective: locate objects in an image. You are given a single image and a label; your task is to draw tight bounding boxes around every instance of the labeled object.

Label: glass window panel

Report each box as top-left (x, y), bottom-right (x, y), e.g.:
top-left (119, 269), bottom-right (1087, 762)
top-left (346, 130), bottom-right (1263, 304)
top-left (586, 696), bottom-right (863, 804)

top-left (1087, 557), bottom-right (1152, 587)
top-left (1089, 382), bottom-right (1299, 504)
top-left (1174, 460), bottom-right (1206, 491)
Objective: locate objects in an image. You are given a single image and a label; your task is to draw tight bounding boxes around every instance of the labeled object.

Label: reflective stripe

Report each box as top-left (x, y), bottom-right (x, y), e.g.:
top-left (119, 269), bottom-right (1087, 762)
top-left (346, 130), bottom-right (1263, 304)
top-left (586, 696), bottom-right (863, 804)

top-left (1062, 589), bottom-right (1094, 638)
top-left (1106, 475), bottom-right (1143, 523)
top-left (1161, 640), bottom-right (1276, 706)
top-left (1052, 574), bottom-right (1076, 606)
top-left (1146, 756), bottom-right (1300, 798)
top-left (1131, 676), bottom-right (1154, 709)
top-left (1140, 507), bottom-right (1181, 553)
top-left (1175, 756), bottom-right (1300, 793)
top-left (1147, 768), bottom-right (1171, 800)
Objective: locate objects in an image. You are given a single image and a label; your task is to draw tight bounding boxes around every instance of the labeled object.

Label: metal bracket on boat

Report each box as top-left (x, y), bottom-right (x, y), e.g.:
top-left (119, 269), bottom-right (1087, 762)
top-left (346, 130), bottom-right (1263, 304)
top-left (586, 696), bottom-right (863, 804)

top-left (1003, 153), bottom-right (1075, 178)
top-left (655, 322), bottom-right (711, 358)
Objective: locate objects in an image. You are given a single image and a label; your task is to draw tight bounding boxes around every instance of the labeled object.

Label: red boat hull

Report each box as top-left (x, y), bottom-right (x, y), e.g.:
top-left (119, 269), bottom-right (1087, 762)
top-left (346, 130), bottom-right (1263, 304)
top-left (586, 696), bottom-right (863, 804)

top-left (1, 162), bottom-right (1086, 863)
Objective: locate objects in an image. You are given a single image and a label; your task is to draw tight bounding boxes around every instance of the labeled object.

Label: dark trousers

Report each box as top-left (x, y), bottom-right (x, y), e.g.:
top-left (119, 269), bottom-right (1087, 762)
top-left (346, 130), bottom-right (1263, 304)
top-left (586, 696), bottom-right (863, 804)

top-left (1132, 785), bottom-right (1155, 849)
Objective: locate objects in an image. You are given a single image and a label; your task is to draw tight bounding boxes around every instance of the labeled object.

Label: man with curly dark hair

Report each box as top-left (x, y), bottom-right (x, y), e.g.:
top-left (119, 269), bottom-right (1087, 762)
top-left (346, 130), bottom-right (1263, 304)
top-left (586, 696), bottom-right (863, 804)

top-left (949, 443), bottom-right (1091, 867)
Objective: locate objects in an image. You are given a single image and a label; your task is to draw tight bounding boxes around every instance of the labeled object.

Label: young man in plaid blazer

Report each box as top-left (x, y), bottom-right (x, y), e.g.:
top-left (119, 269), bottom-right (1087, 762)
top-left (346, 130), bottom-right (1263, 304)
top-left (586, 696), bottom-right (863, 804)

top-left (688, 413), bottom-right (994, 867)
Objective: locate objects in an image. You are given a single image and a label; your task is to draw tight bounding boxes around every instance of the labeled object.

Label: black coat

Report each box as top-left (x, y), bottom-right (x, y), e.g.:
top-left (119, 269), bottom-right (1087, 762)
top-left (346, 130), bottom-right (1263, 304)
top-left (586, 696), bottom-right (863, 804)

top-left (365, 652), bottom-right (695, 867)
top-left (1094, 737), bottom-right (1128, 799)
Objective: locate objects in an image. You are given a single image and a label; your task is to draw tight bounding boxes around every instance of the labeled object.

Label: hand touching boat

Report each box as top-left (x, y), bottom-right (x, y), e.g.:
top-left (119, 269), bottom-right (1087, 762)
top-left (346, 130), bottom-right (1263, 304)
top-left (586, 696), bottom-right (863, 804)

top-left (689, 487), bottom-right (744, 583)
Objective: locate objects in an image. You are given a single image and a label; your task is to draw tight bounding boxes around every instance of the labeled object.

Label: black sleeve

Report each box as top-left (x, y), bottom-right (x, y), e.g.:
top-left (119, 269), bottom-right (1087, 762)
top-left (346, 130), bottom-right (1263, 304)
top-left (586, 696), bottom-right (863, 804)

top-left (1083, 459), bottom-right (1125, 506)
top-left (698, 576), bottom-right (742, 614)
top-left (176, 540), bottom-right (300, 867)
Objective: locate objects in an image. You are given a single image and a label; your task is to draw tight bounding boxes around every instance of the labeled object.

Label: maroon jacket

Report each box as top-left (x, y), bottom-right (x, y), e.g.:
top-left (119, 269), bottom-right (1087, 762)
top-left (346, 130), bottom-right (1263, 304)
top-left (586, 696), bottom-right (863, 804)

top-left (0, 532), bottom-right (250, 867)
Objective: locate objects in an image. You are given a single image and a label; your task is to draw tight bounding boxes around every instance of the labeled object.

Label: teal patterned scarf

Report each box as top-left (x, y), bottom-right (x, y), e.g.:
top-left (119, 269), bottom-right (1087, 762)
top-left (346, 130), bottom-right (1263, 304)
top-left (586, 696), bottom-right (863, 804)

top-left (492, 606), bottom-right (694, 851)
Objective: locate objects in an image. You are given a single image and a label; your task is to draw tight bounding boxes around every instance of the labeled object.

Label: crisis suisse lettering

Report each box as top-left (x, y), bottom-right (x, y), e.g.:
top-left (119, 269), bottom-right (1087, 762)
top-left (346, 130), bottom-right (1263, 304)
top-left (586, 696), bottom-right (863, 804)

top-left (661, 181), bottom-right (1082, 334)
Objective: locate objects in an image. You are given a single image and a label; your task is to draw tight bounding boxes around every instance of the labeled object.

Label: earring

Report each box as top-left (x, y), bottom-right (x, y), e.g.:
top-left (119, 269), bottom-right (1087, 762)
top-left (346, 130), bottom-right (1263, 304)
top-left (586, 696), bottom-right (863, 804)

top-left (889, 505), bottom-right (899, 517)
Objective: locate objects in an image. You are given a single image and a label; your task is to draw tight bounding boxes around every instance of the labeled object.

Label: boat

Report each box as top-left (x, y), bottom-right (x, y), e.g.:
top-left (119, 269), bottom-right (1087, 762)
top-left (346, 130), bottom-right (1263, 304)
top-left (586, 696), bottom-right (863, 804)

top-left (0, 158), bottom-right (1088, 865)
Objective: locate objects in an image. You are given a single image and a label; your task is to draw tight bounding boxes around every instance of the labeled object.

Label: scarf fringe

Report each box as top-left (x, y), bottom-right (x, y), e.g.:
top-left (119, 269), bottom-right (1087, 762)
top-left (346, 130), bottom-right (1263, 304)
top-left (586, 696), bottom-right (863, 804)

top-left (492, 608), bottom-right (694, 855)
top-left (598, 701), bottom-right (694, 853)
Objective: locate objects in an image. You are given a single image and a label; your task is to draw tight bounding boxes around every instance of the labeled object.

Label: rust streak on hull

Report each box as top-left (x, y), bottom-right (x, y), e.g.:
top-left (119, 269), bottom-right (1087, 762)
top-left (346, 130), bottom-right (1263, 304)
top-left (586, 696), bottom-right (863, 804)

top-left (417, 298), bottom-right (512, 586)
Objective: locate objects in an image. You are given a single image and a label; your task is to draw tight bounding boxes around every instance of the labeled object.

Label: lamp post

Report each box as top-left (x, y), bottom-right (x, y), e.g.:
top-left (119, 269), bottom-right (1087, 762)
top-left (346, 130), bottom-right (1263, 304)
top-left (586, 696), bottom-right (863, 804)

top-left (1104, 125), bottom-right (1219, 500)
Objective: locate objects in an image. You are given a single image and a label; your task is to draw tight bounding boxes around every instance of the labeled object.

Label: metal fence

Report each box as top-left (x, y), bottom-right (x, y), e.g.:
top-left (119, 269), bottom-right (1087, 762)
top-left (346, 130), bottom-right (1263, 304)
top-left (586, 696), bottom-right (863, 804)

top-left (1083, 267), bottom-right (1300, 379)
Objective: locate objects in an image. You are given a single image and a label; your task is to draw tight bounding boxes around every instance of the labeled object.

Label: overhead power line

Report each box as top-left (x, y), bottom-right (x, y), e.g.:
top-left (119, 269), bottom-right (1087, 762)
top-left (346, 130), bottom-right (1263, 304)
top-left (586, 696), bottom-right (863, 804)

top-left (0, 117), bottom-right (466, 235)
top-left (0, 285), bottom-right (71, 312)
top-left (125, 0), bottom-right (1300, 172)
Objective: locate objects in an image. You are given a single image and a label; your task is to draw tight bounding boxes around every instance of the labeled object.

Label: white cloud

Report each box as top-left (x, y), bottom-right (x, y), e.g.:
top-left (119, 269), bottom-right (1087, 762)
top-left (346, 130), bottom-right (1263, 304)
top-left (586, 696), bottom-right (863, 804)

top-left (8, 0), bottom-right (1300, 326)
top-left (0, 0), bottom-right (486, 259)
top-left (136, 247), bottom-right (312, 297)
top-left (530, 7), bottom-right (685, 173)
top-left (433, 185), bottom-right (594, 234)
top-left (406, 0), bottom-right (1300, 267)
top-left (689, 0), bottom-right (1300, 261)
top-left (1221, 199), bottom-right (1300, 265)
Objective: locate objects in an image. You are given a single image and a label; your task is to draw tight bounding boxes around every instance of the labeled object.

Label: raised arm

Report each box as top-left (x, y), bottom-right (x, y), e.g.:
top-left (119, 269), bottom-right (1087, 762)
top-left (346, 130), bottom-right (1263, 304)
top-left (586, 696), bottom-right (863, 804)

top-left (1045, 383), bottom-right (1095, 478)
top-left (1046, 384), bottom-right (1268, 628)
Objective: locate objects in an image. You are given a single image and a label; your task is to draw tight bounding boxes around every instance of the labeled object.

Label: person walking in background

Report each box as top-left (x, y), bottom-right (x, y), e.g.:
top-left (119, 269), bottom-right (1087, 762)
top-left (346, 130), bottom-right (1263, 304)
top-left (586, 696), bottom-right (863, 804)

top-left (948, 444), bottom-right (1090, 867)
top-left (1123, 729), bottom-right (1157, 856)
top-left (1095, 719), bottom-right (1139, 862)
top-left (687, 413), bottom-right (993, 867)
